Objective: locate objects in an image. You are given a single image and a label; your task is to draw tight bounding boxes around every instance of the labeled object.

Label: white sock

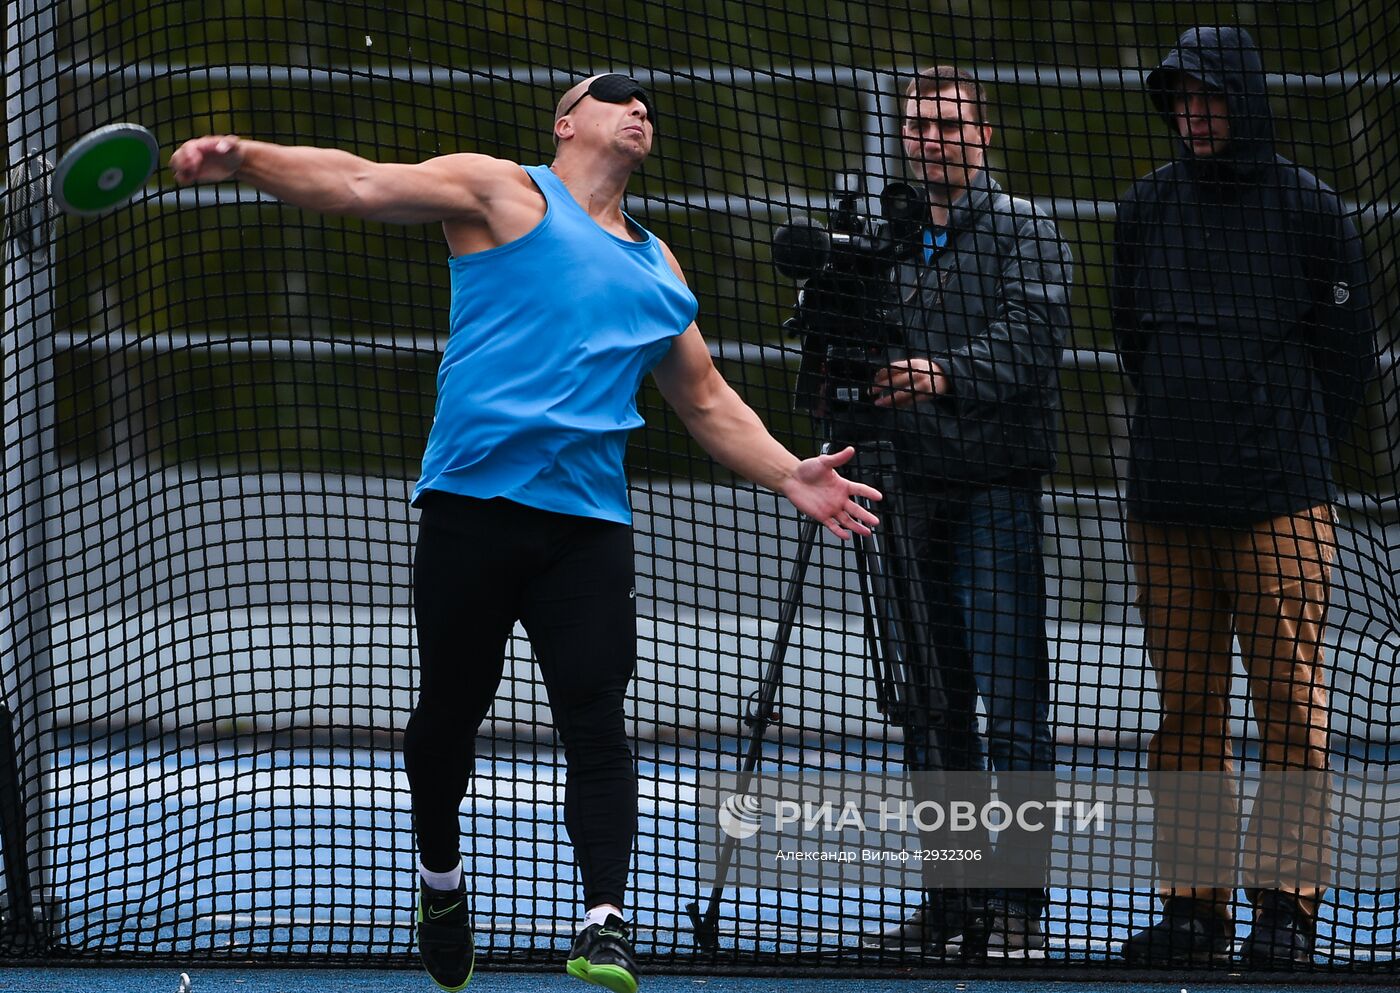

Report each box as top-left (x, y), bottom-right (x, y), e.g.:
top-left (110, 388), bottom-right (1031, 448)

top-left (419, 859), bottom-right (462, 891)
top-left (584, 904), bottom-right (622, 929)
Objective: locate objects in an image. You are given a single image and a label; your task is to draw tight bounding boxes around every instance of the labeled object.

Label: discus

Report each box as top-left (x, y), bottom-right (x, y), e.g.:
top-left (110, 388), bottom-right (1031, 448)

top-left (53, 123), bottom-right (159, 216)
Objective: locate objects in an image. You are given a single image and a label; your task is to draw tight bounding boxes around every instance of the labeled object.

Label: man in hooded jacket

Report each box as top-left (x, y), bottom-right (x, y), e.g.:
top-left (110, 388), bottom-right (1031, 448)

top-left (1112, 26), bottom-right (1376, 968)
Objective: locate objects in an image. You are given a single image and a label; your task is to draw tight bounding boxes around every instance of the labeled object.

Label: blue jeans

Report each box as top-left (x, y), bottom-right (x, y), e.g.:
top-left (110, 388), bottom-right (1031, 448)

top-left (900, 484), bottom-right (1055, 913)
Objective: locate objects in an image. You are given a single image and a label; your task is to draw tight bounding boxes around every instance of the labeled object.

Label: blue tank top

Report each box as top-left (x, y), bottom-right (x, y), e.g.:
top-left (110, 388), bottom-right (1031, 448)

top-left (412, 164), bottom-right (699, 523)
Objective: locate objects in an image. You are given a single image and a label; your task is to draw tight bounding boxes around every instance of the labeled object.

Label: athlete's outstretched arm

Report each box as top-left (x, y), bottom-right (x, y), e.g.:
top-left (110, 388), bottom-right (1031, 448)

top-left (169, 135), bottom-right (519, 223)
top-left (653, 325), bottom-right (880, 539)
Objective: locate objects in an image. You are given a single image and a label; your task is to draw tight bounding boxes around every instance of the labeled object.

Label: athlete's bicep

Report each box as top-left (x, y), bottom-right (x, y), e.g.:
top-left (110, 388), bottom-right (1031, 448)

top-left (359, 153), bottom-right (522, 223)
top-left (650, 241), bottom-right (729, 411)
top-left (653, 325), bottom-right (724, 414)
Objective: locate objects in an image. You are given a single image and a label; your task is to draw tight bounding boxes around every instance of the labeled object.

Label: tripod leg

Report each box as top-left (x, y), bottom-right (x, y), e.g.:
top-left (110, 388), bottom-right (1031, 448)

top-left (851, 538), bottom-right (892, 716)
top-left (882, 508), bottom-right (949, 721)
top-left (686, 513), bottom-right (823, 950)
top-left (849, 466), bottom-right (947, 770)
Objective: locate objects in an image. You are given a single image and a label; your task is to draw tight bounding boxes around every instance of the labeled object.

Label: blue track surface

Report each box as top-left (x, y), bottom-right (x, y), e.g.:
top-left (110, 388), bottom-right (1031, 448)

top-left (15, 735), bottom-right (1398, 971)
top-left (2, 968), bottom-right (1398, 993)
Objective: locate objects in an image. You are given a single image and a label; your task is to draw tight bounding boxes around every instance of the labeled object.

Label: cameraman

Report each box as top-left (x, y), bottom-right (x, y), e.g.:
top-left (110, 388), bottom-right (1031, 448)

top-left (866, 66), bottom-right (1073, 958)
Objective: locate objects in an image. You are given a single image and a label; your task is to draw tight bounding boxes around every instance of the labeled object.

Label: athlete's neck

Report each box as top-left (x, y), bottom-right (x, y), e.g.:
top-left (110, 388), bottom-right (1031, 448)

top-left (549, 157), bottom-right (636, 236)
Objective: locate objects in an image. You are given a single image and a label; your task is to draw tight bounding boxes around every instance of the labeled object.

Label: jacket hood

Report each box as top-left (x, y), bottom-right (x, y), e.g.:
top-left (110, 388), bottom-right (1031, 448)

top-left (1146, 26), bottom-right (1275, 172)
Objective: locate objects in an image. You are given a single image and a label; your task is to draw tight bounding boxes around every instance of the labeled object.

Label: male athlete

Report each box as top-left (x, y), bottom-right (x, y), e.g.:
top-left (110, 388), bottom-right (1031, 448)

top-left (171, 72), bottom-right (881, 993)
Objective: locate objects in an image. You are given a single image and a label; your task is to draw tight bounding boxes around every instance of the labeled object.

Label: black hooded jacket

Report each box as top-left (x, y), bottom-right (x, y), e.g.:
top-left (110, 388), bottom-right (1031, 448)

top-left (1112, 26), bottom-right (1376, 525)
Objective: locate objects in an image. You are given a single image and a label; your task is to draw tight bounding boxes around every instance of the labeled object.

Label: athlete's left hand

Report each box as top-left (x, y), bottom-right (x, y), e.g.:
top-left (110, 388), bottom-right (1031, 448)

top-left (781, 446), bottom-right (882, 540)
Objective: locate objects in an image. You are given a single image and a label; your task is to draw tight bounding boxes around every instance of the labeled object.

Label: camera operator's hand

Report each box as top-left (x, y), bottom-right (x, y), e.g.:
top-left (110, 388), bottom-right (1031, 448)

top-left (871, 358), bottom-right (948, 407)
top-left (781, 446), bottom-right (882, 540)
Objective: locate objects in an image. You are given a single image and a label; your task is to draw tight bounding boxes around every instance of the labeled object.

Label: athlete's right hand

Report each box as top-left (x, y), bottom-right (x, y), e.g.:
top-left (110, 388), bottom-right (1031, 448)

top-left (170, 135), bottom-right (245, 185)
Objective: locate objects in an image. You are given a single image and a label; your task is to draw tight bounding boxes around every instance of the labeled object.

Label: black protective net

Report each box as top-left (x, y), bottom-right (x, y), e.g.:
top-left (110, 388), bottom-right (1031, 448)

top-left (2, 0), bottom-right (1397, 975)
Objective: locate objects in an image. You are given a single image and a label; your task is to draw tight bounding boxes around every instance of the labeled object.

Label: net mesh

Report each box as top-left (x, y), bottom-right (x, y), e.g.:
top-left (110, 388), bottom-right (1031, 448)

top-left (2, 0), bottom-right (1397, 973)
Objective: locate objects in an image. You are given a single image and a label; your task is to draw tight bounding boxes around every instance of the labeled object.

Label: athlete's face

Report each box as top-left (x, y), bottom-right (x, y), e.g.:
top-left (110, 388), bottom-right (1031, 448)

top-left (583, 95), bottom-right (653, 161)
top-left (1170, 73), bottom-right (1232, 157)
top-left (555, 78), bottom-right (654, 165)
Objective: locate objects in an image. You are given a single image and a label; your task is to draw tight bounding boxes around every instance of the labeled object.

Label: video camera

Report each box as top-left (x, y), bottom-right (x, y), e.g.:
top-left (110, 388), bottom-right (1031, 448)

top-left (771, 174), bottom-right (928, 428)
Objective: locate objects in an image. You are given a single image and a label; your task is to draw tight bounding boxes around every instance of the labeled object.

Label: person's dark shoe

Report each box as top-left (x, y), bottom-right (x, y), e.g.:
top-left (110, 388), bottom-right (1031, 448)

top-left (983, 904), bottom-right (1047, 959)
top-left (863, 890), bottom-right (966, 956)
top-left (1240, 891), bottom-right (1315, 969)
top-left (956, 897), bottom-right (992, 962)
top-left (566, 913), bottom-right (640, 993)
top-left (416, 875), bottom-right (475, 991)
top-left (1120, 897), bottom-right (1232, 966)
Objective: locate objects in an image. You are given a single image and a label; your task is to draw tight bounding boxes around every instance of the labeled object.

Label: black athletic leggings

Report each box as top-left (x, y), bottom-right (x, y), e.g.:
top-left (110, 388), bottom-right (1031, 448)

top-left (404, 492), bottom-right (638, 911)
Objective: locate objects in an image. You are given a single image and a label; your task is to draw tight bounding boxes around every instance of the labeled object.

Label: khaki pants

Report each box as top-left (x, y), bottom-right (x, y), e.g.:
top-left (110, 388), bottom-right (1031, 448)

top-left (1127, 505), bottom-right (1336, 922)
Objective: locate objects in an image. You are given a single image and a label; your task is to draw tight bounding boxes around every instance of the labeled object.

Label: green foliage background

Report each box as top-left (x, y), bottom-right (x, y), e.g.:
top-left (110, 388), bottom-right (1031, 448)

top-left (48, 0), bottom-right (1398, 489)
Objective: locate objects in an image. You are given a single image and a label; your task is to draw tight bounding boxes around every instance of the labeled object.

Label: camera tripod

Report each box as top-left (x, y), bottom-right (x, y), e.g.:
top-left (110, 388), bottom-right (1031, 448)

top-left (686, 433), bottom-right (947, 951)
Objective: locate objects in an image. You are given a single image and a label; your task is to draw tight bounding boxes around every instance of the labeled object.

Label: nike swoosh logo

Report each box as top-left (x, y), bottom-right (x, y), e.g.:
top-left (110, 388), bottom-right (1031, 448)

top-left (598, 928), bottom-right (627, 939)
top-left (427, 901), bottom-right (462, 920)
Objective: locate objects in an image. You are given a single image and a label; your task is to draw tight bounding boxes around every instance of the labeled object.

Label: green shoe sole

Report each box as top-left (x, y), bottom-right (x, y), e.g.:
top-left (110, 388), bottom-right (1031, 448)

top-left (566, 955), bottom-right (638, 993)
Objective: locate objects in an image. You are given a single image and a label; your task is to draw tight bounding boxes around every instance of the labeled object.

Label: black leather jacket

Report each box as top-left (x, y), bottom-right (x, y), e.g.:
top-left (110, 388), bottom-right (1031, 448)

top-left (890, 169), bottom-right (1074, 490)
